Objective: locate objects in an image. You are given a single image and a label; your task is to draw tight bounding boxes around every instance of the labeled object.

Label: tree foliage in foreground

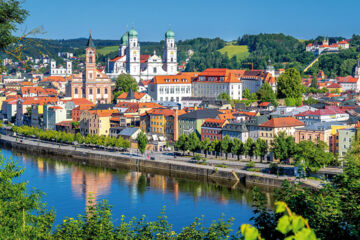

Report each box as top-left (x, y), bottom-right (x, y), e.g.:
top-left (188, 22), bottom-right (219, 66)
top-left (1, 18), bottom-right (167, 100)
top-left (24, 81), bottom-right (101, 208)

top-left (252, 136), bottom-right (360, 240)
top-left (0, 154), bottom-right (318, 239)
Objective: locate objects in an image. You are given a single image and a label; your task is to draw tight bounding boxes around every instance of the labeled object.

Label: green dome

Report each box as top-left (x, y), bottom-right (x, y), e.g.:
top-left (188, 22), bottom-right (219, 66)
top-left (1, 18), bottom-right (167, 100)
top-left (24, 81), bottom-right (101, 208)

top-left (165, 29), bottom-right (175, 39)
top-left (129, 28), bottom-right (138, 38)
top-left (120, 32), bottom-right (129, 46)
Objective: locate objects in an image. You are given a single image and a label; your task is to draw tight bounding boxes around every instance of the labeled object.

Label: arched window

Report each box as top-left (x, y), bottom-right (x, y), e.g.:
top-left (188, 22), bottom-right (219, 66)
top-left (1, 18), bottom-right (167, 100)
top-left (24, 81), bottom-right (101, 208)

top-left (153, 67), bottom-right (157, 73)
top-left (105, 88), bottom-right (108, 94)
top-left (89, 56), bottom-right (93, 63)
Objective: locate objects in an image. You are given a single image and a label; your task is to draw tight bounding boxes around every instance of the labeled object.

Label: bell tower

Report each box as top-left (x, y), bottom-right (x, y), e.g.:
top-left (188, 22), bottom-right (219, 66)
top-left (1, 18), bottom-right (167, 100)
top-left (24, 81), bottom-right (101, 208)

top-left (163, 29), bottom-right (177, 75)
top-left (85, 32), bottom-right (96, 83)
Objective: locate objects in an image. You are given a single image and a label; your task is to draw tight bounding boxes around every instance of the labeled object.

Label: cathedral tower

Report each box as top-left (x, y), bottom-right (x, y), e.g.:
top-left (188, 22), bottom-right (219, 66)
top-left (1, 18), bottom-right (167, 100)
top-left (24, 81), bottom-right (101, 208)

top-left (126, 28), bottom-right (140, 81)
top-left (163, 29), bottom-right (177, 75)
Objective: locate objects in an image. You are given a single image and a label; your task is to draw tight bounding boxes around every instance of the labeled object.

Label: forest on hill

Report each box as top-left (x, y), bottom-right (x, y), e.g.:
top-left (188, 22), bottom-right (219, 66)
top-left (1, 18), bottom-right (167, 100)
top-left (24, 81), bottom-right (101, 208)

top-left (3, 33), bottom-right (360, 77)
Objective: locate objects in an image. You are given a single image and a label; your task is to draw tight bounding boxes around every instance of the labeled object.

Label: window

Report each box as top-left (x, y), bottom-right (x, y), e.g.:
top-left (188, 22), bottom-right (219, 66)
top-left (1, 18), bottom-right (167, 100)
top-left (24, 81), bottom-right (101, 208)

top-left (153, 67), bottom-right (157, 73)
top-left (97, 88), bottom-right (100, 94)
top-left (89, 89), bottom-right (93, 95)
top-left (105, 88), bottom-right (108, 94)
top-left (75, 88), bottom-right (78, 94)
top-left (89, 57), bottom-right (93, 63)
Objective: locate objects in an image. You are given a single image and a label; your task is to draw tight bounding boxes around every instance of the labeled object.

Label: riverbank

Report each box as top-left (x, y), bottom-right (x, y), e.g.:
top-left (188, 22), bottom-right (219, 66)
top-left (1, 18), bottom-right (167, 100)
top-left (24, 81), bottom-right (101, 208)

top-left (0, 134), bottom-right (321, 189)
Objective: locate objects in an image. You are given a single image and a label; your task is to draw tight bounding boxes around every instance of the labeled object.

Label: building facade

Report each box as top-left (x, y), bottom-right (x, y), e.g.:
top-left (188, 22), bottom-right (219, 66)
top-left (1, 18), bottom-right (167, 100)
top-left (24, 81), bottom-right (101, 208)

top-left (66, 34), bottom-right (113, 104)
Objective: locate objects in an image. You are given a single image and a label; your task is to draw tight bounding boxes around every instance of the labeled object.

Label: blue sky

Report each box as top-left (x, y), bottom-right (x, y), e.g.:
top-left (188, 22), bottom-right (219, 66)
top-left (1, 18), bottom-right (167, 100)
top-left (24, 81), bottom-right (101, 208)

top-left (19, 0), bottom-right (358, 41)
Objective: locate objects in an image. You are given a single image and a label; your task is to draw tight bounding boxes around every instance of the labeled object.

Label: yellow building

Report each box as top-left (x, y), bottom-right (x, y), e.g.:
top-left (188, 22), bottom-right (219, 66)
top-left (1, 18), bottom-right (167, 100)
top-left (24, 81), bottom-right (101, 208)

top-left (259, 117), bottom-right (305, 144)
top-left (148, 108), bottom-right (179, 141)
top-left (80, 109), bottom-right (118, 136)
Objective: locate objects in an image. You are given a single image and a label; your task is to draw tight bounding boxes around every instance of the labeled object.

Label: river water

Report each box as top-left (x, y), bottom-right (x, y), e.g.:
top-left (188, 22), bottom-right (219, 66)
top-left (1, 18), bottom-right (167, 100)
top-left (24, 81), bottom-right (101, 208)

top-left (2, 148), bottom-right (273, 232)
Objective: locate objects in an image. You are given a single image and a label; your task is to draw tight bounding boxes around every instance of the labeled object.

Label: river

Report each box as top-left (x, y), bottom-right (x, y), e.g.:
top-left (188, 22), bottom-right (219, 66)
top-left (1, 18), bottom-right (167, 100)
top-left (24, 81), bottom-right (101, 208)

top-left (2, 147), bottom-right (274, 232)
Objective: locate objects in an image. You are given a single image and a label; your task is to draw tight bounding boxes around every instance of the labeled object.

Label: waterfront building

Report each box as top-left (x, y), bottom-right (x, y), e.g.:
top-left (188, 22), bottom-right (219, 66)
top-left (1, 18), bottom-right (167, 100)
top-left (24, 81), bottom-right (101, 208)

top-left (201, 119), bottom-right (228, 141)
top-left (107, 29), bottom-right (178, 81)
top-left (178, 109), bottom-right (222, 137)
top-left (144, 108), bottom-right (179, 142)
top-left (245, 115), bottom-right (270, 141)
top-left (66, 33), bottom-right (113, 104)
top-left (80, 109), bottom-right (118, 136)
top-left (221, 122), bottom-right (248, 142)
top-left (259, 117), bottom-right (305, 144)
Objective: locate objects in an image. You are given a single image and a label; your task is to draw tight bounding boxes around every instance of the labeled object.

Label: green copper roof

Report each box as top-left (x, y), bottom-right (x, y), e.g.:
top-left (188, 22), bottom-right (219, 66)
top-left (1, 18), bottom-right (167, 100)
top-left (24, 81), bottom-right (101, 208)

top-left (120, 32), bottom-right (129, 46)
top-left (129, 28), bottom-right (138, 37)
top-left (165, 29), bottom-right (175, 39)
top-left (86, 33), bottom-right (96, 48)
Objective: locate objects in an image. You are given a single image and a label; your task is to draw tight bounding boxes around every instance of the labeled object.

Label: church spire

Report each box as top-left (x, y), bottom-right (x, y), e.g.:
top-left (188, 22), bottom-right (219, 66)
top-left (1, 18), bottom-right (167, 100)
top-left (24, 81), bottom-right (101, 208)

top-left (87, 31), bottom-right (96, 48)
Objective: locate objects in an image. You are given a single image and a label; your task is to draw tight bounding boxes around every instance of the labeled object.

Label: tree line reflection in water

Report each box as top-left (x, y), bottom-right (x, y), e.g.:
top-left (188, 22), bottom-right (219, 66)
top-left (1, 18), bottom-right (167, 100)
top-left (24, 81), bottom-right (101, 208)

top-left (15, 151), bottom-right (274, 211)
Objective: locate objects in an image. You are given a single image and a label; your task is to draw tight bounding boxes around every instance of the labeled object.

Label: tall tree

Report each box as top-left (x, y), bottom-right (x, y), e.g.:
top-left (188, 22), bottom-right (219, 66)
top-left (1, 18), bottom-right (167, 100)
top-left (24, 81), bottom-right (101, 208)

top-left (310, 74), bottom-right (318, 89)
top-left (244, 138), bottom-right (255, 160)
top-left (277, 68), bottom-right (303, 98)
top-left (175, 134), bottom-right (189, 155)
top-left (221, 135), bottom-right (233, 160)
top-left (136, 131), bottom-right (148, 154)
top-left (188, 132), bottom-right (201, 156)
top-left (200, 137), bottom-right (211, 158)
top-left (232, 138), bottom-right (244, 161)
top-left (217, 92), bottom-right (231, 104)
top-left (254, 138), bottom-right (268, 163)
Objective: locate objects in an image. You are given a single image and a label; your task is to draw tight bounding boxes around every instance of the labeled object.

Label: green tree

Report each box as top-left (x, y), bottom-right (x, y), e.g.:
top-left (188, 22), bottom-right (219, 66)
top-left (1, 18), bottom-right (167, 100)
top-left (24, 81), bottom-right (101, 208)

top-left (232, 138), bottom-right (244, 161)
top-left (256, 82), bottom-right (277, 105)
top-left (188, 132), bottom-right (201, 156)
top-left (0, 0), bottom-right (28, 51)
top-left (217, 92), bottom-right (231, 103)
top-left (114, 74), bottom-right (138, 101)
top-left (310, 74), bottom-right (318, 89)
top-left (294, 140), bottom-right (333, 172)
top-left (277, 68), bottom-right (303, 98)
top-left (200, 137), bottom-right (211, 158)
top-left (271, 132), bottom-right (296, 163)
top-left (244, 138), bottom-right (255, 160)
top-left (221, 135), bottom-right (233, 160)
top-left (175, 134), bottom-right (189, 155)
top-left (339, 59), bottom-right (357, 76)
top-left (254, 138), bottom-right (268, 163)
top-left (136, 131), bottom-right (148, 154)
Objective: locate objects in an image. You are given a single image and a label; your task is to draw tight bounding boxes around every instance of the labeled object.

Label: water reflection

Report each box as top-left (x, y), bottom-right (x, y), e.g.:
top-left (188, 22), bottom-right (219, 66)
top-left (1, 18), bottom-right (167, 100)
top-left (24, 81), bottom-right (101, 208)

top-left (6, 148), bottom-right (274, 230)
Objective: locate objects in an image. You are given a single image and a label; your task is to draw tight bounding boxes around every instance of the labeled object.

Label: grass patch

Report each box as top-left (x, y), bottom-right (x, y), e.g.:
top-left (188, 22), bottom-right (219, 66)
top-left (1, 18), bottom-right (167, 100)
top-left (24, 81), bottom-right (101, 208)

top-left (218, 43), bottom-right (249, 60)
top-left (215, 163), bottom-right (228, 168)
top-left (80, 45), bottom-right (118, 58)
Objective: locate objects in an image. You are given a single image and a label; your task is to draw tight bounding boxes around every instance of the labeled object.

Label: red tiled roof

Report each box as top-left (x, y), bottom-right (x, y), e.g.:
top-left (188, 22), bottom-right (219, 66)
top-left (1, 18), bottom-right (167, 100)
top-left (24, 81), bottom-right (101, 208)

top-left (147, 108), bottom-right (175, 117)
top-left (140, 55), bottom-right (151, 63)
top-left (296, 106), bottom-right (346, 117)
top-left (202, 118), bottom-right (227, 128)
top-left (117, 91), bottom-right (147, 100)
top-left (337, 76), bottom-right (359, 83)
top-left (259, 102), bottom-right (271, 107)
top-left (109, 56), bottom-right (125, 62)
top-left (49, 106), bottom-right (63, 110)
top-left (41, 76), bottom-right (66, 82)
top-left (338, 40), bottom-right (349, 44)
top-left (150, 74), bottom-right (195, 85)
top-left (327, 83), bottom-right (342, 88)
top-left (259, 117), bottom-right (304, 128)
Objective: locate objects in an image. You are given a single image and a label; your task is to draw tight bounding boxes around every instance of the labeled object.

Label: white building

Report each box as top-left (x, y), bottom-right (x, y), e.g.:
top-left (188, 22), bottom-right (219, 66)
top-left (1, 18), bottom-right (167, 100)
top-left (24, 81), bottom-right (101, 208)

top-left (107, 28), bottom-right (178, 82)
top-left (148, 73), bottom-right (196, 103)
top-left (49, 59), bottom-right (72, 77)
top-left (192, 68), bottom-right (243, 100)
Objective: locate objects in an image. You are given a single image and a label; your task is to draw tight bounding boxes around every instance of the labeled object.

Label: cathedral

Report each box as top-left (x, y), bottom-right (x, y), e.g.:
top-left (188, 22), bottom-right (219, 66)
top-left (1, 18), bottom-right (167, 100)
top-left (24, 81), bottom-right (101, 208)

top-left (107, 28), bottom-right (178, 82)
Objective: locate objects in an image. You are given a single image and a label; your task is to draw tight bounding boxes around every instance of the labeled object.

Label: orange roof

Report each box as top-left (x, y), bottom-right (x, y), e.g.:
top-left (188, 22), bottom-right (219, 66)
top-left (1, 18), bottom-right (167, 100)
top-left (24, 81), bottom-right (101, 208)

top-left (21, 82), bottom-right (34, 86)
top-left (109, 56), bottom-right (125, 62)
top-left (327, 83), bottom-right (342, 89)
top-left (202, 118), bottom-right (227, 127)
top-left (21, 97), bottom-right (57, 105)
top-left (338, 40), bottom-right (349, 44)
top-left (259, 117), bottom-right (305, 128)
top-left (73, 104), bottom-right (94, 111)
top-left (41, 76), bottom-right (66, 82)
top-left (117, 91), bottom-right (147, 100)
top-left (337, 76), bottom-right (358, 83)
top-left (94, 109), bottom-right (118, 117)
top-left (259, 102), bottom-right (271, 107)
top-left (70, 98), bottom-right (94, 105)
top-left (217, 113), bottom-right (235, 120)
top-left (138, 102), bottom-right (164, 108)
top-left (195, 68), bottom-right (244, 83)
top-left (49, 106), bottom-right (63, 110)
top-left (147, 108), bottom-right (175, 117)
top-left (236, 111), bottom-right (257, 117)
top-left (150, 73), bottom-right (195, 85)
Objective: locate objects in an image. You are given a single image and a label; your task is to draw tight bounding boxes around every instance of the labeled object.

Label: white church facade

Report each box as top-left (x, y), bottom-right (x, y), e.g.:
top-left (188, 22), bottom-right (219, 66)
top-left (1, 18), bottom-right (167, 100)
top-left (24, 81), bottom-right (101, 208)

top-left (49, 59), bottom-right (72, 77)
top-left (107, 28), bottom-right (178, 82)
